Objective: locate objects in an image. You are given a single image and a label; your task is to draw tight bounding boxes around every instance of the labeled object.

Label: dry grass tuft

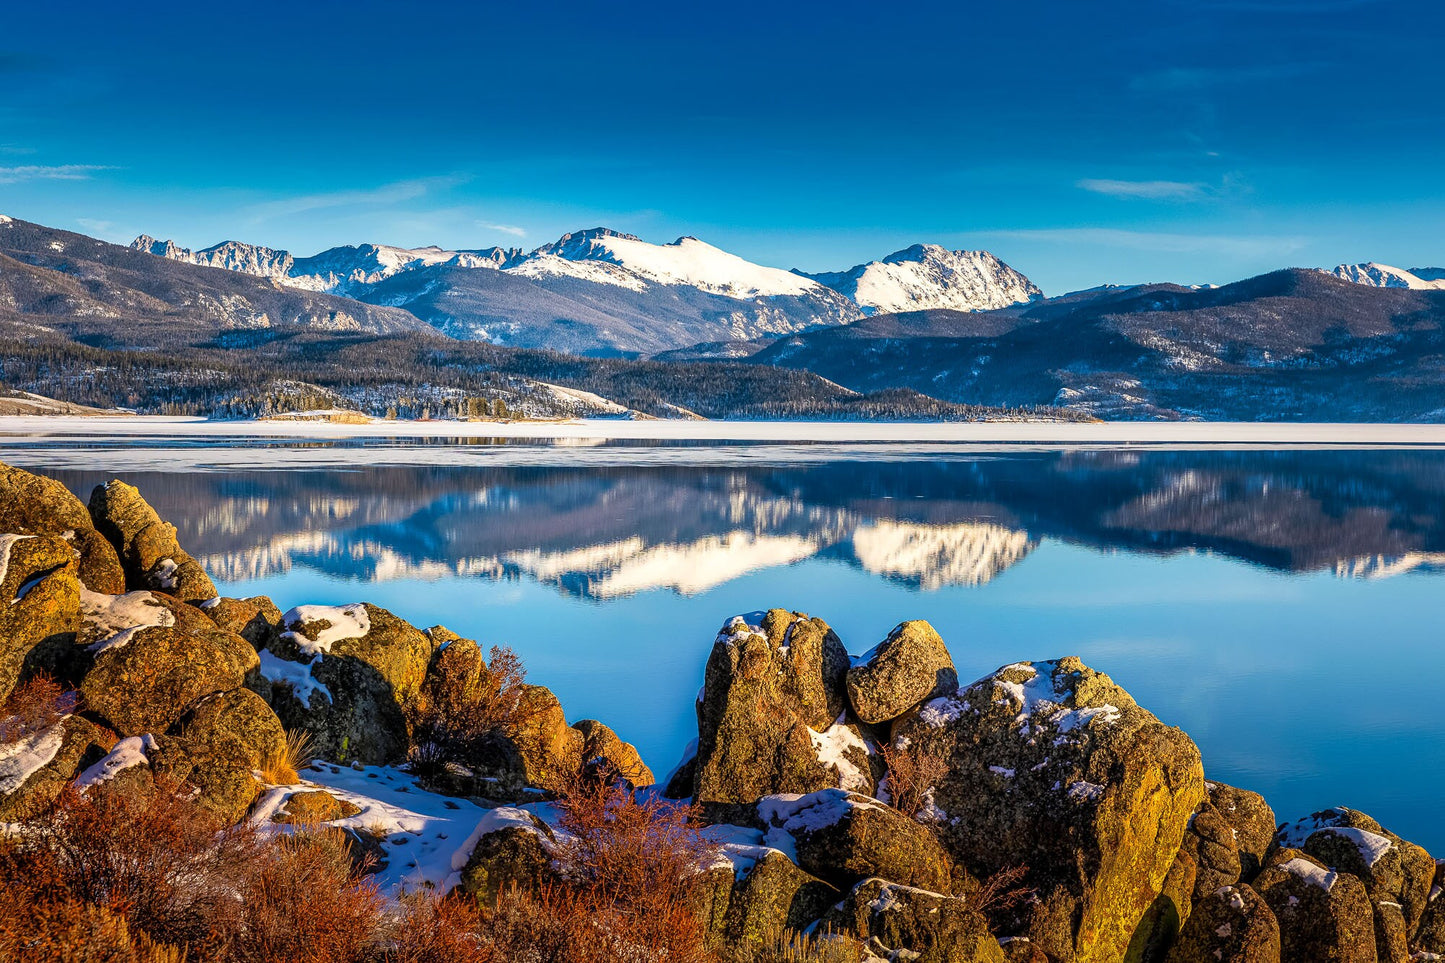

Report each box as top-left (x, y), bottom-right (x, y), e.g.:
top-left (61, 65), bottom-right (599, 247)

top-left (259, 728), bottom-right (314, 785)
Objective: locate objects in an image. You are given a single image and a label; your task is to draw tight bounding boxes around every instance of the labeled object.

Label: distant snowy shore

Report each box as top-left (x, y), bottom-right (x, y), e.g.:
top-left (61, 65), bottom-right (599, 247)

top-left (3, 415), bottom-right (1445, 447)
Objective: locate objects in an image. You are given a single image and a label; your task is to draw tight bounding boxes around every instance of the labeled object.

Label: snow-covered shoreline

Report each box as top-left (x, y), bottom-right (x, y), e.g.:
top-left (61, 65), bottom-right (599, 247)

top-left (2, 414), bottom-right (1445, 446)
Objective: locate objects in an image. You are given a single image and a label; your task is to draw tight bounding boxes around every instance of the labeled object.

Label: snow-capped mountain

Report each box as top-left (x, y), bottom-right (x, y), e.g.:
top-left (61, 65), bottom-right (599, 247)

top-left (129, 236), bottom-right (520, 296)
top-left (131, 235), bottom-right (295, 282)
top-left (129, 227), bottom-right (1044, 355)
top-left (1327, 262), bottom-right (1445, 291)
top-left (801, 244), bottom-right (1043, 315)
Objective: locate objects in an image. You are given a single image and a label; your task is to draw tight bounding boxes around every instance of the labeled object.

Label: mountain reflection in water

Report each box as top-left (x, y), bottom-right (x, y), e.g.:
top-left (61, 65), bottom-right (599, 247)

top-left (44, 449), bottom-right (1445, 596)
top-left (20, 443), bottom-right (1445, 852)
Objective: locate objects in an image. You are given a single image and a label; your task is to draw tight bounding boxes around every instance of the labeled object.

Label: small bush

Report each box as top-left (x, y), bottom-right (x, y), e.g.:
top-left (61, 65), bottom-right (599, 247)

top-left (878, 736), bottom-right (949, 819)
top-left (407, 644), bottom-right (543, 776)
top-left (0, 674), bottom-right (76, 742)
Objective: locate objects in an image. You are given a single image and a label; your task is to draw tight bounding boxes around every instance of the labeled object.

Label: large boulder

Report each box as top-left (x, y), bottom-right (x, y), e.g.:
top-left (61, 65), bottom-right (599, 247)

top-left (845, 620), bottom-right (958, 725)
top-left (1165, 884), bottom-right (1280, 963)
top-left (821, 877), bottom-right (1006, 963)
top-left (454, 808), bottom-right (562, 903)
top-left (0, 535), bottom-right (80, 700)
top-left (693, 611), bottom-right (870, 816)
top-left (0, 462), bottom-right (125, 594)
top-left (1274, 808), bottom-right (1435, 937)
top-left (0, 713), bottom-right (113, 820)
top-left (1414, 865), bottom-right (1445, 954)
top-left (758, 789), bottom-right (956, 894)
top-left (79, 588), bottom-right (258, 679)
top-left (201, 596), bottom-right (282, 649)
top-left (573, 719), bottom-right (653, 786)
top-left (1128, 846), bottom-right (1196, 963)
top-left (258, 603), bottom-right (432, 765)
top-left (693, 847), bottom-right (838, 960)
top-left (1254, 852), bottom-right (1377, 963)
top-left (507, 684), bottom-right (585, 791)
top-left (1206, 782), bottom-right (1276, 882)
top-left (892, 657), bottom-right (1207, 963)
top-left (173, 687), bottom-right (286, 772)
top-left (149, 729), bottom-right (262, 825)
top-left (79, 624), bottom-right (247, 736)
top-left (88, 479), bottom-right (217, 603)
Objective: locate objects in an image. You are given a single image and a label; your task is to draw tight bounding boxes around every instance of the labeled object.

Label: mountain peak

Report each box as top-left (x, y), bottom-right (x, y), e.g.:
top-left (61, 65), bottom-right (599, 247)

top-left (1328, 262), bottom-right (1445, 291)
top-left (806, 245), bottom-right (1041, 314)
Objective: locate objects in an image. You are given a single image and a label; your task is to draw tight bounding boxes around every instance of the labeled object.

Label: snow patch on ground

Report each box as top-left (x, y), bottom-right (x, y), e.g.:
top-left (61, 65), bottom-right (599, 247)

top-left (281, 603), bottom-right (370, 657)
top-left (75, 734), bottom-right (157, 789)
top-left (252, 763), bottom-right (495, 895)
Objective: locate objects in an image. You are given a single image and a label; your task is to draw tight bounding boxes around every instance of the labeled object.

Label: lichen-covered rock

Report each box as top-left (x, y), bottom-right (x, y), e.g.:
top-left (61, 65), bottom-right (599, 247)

top-left (694, 611), bottom-right (868, 815)
top-left (202, 596), bottom-right (282, 648)
top-left (845, 620), bottom-right (958, 725)
top-left (0, 714), bottom-right (113, 820)
top-left (820, 876), bottom-right (1006, 963)
top-left (1414, 868), bottom-right (1445, 954)
top-left (1254, 853), bottom-right (1376, 963)
top-left (1275, 808), bottom-right (1435, 935)
top-left (1206, 782), bottom-right (1276, 882)
top-left (892, 657), bottom-right (1206, 963)
top-left (79, 588), bottom-right (259, 680)
top-left (0, 535), bottom-right (80, 700)
top-left (693, 848), bottom-right (838, 960)
top-left (758, 789), bottom-right (955, 894)
top-left (0, 462), bottom-right (125, 594)
top-left (80, 624), bottom-right (246, 736)
top-left (422, 628), bottom-right (492, 707)
top-left (1373, 900), bottom-right (1409, 963)
top-left (509, 684), bottom-right (585, 791)
top-left (273, 790), bottom-right (362, 824)
top-left (259, 603), bottom-right (432, 766)
top-left (88, 479), bottom-right (217, 603)
top-left (174, 687), bottom-right (285, 771)
top-left (1165, 884), bottom-right (1280, 963)
top-left (573, 719), bottom-right (654, 786)
top-left (149, 729), bottom-right (262, 825)
top-left (456, 810), bottom-right (560, 903)
top-left (1128, 846), bottom-right (1196, 963)
top-left (1185, 803), bottom-right (1244, 901)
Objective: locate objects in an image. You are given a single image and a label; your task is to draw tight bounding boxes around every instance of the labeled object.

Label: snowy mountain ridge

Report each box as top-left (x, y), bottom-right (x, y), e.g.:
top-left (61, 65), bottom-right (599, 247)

top-left (1327, 262), bottom-right (1445, 291)
top-left (800, 243), bottom-right (1043, 315)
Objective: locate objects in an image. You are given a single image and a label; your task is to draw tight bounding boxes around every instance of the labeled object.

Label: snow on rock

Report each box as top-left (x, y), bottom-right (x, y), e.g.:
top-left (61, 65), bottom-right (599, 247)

top-left (257, 649), bottom-right (332, 706)
top-left (808, 715), bottom-right (873, 793)
top-left (990, 661), bottom-right (1122, 738)
top-left (1327, 262), bottom-right (1445, 291)
top-left (804, 244), bottom-right (1043, 314)
top-left (700, 822), bottom-right (793, 878)
top-left (252, 763), bottom-right (496, 895)
top-left (0, 722), bottom-right (66, 795)
top-left (850, 520), bottom-right (1034, 589)
top-left (75, 734), bottom-right (157, 789)
top-left (1278, 857), bottom-right (1339, 891)
top-left (918, 694), bottom-right (971, 727)
top-left (280, 603), bottom-right (370, 658)
top-left (80, 587), bottom-right (176, 653)
top-left (0, 214), bottom-right (12, 225)
top-left (0, 534), bottom-right (35, 590)
top-left (1274, 810), bottom-right (1395, 867)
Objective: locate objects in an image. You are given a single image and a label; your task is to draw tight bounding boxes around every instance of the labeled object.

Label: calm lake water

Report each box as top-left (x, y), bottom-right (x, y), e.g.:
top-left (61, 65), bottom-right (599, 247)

top-left (6, 436), bottom-right (1444, 849)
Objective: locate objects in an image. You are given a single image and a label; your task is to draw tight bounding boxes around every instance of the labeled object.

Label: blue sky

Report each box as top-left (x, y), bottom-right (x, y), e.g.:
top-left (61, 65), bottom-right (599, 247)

top-left (2, 0), bottom-right (1441, 294)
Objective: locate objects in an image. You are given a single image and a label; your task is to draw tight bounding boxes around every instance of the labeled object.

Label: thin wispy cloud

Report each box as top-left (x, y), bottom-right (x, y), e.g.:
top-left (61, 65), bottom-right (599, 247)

top-left (1077, 179), bottom-right (1210, 201)
top-left (76, 217), bottom-right (115, 234)
top-left (1130, 63), bottom-right (1319, 94)
top-left (981, 228), bottom-right (1309, 259)
top-left (0, 164), bottom-right (112, 184)
top-left (245, 174), bottom-right (471, 222)
top-left (478, 221), bottom-right (527, 238)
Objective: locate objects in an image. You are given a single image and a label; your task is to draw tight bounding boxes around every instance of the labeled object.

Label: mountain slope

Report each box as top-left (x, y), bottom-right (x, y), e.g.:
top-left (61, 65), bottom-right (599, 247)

top-left (750, 269), bottom-right (1445, 420)
top-left (0, 218), bottom-right (428, 345)
top-left (801, 244), bottom-right (1042, 314)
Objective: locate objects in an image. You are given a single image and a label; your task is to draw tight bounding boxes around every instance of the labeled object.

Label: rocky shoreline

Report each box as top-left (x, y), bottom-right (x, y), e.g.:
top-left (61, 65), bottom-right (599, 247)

top-left (1, 459), bottom-right (1441, 963)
